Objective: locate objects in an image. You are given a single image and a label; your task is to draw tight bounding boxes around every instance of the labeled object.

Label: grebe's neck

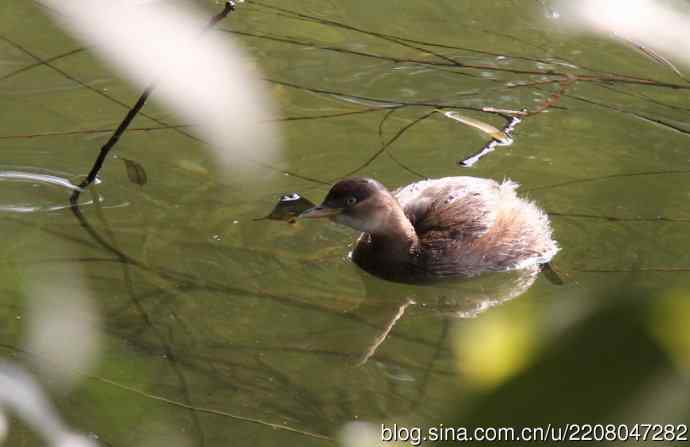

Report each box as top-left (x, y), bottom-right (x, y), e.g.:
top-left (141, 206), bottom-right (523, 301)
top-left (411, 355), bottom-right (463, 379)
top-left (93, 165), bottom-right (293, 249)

top-left (368, 199), bottom-right (418, 258)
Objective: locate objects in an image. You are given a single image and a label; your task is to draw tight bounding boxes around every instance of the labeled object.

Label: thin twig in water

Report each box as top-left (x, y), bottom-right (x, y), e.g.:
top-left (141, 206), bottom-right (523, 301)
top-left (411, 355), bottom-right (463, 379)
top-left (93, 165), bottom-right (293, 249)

top-left (376, 107), bottom-right (428, 178)
top-left (574, 267), bottom-right (690, 273)
top-left (92, 375), bottom-right (335, 441)
top-left (386, 151), bottom-right (428, 179)
top-left (548, 211), bottom-right (690, 223)
top-left (526, 169), bottom-right (690, 192)
top-left (69, 1), bottom-right (237, 206)
top-left (622, 37), bottom-right (690, 83)
top-left (338, 109), bottom-right (436, 179)
top-left (0, 124), bottom-right (190, 140)
top-left (0, 47), bottom-right (85, 82)
top-left (0, 109), bottom-right (385, 140)
top-left (356, 298), bottom-right (415, 367)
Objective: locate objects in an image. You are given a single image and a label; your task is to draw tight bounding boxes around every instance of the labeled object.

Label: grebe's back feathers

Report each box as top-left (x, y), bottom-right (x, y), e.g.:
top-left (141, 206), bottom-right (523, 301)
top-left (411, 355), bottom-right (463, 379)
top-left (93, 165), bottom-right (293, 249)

top-left (394, 176), bottom-right (502, 241)
top-left (391, 177), bottom-right (557, 279)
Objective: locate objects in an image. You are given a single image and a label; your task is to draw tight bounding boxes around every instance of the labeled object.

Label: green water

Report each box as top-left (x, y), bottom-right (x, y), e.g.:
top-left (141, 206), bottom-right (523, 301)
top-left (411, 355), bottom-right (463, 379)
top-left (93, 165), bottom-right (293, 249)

top-left (1, 1), bottom-right (689, 446)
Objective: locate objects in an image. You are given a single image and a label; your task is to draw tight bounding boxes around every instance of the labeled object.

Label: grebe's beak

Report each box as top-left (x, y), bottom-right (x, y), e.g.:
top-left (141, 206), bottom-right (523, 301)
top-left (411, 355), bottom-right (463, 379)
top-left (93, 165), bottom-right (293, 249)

top-left (299, 204), bottom-right (341, 219)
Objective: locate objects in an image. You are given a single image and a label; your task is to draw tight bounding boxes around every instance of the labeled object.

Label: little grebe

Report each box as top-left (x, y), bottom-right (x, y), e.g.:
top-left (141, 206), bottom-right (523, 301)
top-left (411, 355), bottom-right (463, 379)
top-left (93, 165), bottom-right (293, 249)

top-left (300, 176), bottom-right (558, 283)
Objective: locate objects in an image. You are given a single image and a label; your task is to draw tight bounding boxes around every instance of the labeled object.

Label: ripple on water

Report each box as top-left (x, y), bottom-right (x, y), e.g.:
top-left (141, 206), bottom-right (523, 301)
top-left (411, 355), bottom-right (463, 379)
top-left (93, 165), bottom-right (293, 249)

top-left (0, 165), bottom-right (127, 213)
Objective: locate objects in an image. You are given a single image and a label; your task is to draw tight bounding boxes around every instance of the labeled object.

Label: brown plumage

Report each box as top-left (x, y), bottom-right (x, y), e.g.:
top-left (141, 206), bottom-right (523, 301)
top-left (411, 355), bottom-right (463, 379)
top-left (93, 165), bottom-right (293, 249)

top-left (300, 176), bottom-right (559, 283)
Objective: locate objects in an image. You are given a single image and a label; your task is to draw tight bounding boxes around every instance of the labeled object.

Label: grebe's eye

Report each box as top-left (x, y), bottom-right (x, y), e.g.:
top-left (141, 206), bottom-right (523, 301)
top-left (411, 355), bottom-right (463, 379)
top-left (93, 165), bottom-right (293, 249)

top-left (344, 196), bottom-right (357, 207)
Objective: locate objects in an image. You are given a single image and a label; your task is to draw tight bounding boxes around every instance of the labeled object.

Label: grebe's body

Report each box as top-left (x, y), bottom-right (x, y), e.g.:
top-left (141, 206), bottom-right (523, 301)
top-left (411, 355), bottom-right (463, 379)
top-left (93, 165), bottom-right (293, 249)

top-left (302, 177), bottom-right (558, 283)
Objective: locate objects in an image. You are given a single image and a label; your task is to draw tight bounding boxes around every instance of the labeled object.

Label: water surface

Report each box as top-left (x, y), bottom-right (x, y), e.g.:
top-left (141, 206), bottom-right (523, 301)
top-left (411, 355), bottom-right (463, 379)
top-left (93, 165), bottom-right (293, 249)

top-left (1, 1), bottom-right (689, 445)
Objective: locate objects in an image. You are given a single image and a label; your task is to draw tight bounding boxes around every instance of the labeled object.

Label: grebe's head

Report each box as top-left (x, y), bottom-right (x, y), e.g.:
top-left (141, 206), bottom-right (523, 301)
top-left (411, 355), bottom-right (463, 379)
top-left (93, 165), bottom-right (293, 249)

top-left (300, 177), bottom-right (394, 233)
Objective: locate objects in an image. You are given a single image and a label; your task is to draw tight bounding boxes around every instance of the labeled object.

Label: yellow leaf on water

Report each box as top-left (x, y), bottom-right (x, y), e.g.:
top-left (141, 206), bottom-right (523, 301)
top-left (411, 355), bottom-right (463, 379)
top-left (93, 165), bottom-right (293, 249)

top-left (454, 306), bottom-right (537, 390)
top-left (649, 290), bottom-right (690, 375)
top-left (439, 110), bottom-right (511, 144)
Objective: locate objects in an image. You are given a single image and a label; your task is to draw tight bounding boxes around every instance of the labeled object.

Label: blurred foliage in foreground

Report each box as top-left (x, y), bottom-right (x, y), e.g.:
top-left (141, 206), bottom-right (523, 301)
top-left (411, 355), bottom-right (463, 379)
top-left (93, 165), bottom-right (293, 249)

top-left (341, 280), bottom-right (690, 446)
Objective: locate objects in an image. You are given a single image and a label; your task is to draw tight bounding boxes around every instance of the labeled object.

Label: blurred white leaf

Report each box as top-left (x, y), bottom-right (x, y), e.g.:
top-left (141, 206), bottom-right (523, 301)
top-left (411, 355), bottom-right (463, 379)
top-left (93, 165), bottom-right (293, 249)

top-left (56, 433), bottom-right (99, 447)
top-left (339, 422), bottom-right (386, 447)
top-left (0, 362), bottom-right (98, 446)
top-left (24, 270), bottom-right (101, 390)
top-left (553, 0), bottom-right (690, 68)
top-left (41, 0), bottom-right (280, 173)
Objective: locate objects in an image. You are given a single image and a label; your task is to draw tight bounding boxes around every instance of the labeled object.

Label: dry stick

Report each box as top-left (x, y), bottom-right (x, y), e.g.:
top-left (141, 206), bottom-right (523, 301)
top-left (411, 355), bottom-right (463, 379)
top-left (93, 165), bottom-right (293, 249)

top-left (68, 1), bottom-right (237, 206)
top-left (458, 113), bottom-right (523, 168)
top-left (525, 74), bottom-right (576, 116)
top-left (458, 74), bottom-right (575, 167)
